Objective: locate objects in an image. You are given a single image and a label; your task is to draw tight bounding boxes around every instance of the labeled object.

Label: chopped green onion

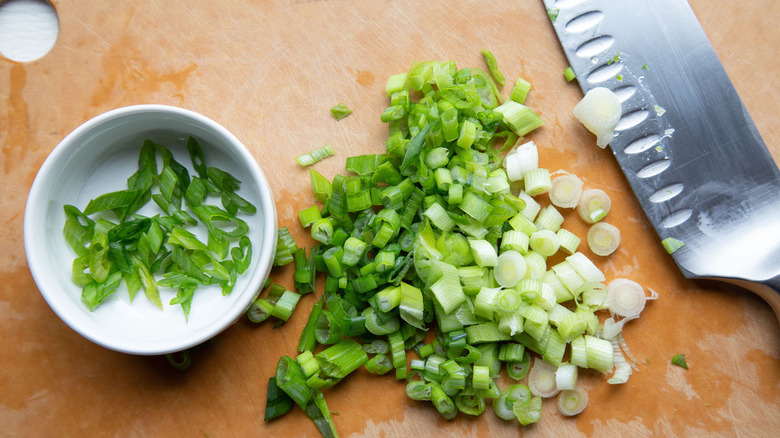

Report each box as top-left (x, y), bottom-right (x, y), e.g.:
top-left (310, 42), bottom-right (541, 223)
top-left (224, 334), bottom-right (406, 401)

top-left (481, 49), bottom-right (506, 87)
top-left (510, 77), bottom-right (531, 104)
top-left (165, 349), bottom-right (192, 371)
top-left (296, 144), bottom-right (336, 167)
top-left (406, 380), bottom-right (433, 401)
top-left (584, 335), bottom-right (614, 373)
top-left (574, 87), bottom-right (622, 148)
top-left (529, 229), bottom-right (560, 257)
top-left (270, 290), bottom-right (301, 321)
top-left (469, 239), bottom-right (498, 267)
top-left (472, 365), bottom-right (491, 390)
top-left (388, 331), bottom-right (408, 380)
top-left (498, 343), bottom-right (526, 362)
top-left (506, 351), bottom-right (532, 380)
top-left (67, 138), bottom-right (256, 316)
top-left (430, 382), bottom-right (457, 419)
top-left (474, 286), bottom-right (500, 320)
top-left (508, 211), bottom-right (537, 236)
top-left (566, 252), bottom-right (606, 283)
top-left (608, 339), bottom-right (633, 384)
top-left (555, 363), bottom-right (579, 391)
top-left (513, 394), bottom-right (542, 425)
top-left (662, 237), bottom-right (685, 254)
top-left (551, 260), bottom-right (585, 295)
top-left (523, 168), bottom-right (551, 196)
top-left (316, 339), bottom-right (368, 379)
top-left (493, 384), bottom-right (532, 421)
top-left (248, 298), bottom-right (275, 323)
top-left (459, 191), bottom-right (493, 223)
top-left (495, 100), bottom-right (545, 137)
top-left (298, 206), bottom-right (322, 228)
top-left (607, 278), bottom-right (650, 318)
top-left (580, 282), bottom-right (608, 309)
top-left (424, 202), bottom-right (456, 233)
top-left (577, 189), bottom-right (611, 225)
top-left (542, 271), bottom-right (573, 304)
top-left (314, 311), bottom-right (341, 345)
top-left (309, 168), bottom-right (332, 203)
top-left (465, 322), bottom-right (511, 344)
top-left (556, 228), bottom-right (581, 255)
top-left (400, 282), bottom-right (425, 329)
top-left (275, 227), bottom-right (298, 266)
top-left (534, 204), bottom-right (564, 232)
top-left (296, 350), bottom-right (320, 377)
top-left (275, 356), bottom-right (313, 408)
top-left (493, 250), bottom-right (527, 288)
top-left (455, 389), bottom-right (486, 416)
top-left (549, 173), bottom-right (584, 208)
top-left (528, 358), bottom-right (560, 398)
top-left (501, 230), bottom-right (530, 254)
top-left (429, 261), bottom-right (466, 314)
top-left (587, 222), bottom-right (621, 256)
top-left (516, 191), bottom-right (542, 221)
top-left (341, 237), bottom-right (368, 266)
top-left (375, 285), bottom-right (402, 313)
top-left (365, 353), bottom-right (394, 375)
top-left (264, 377), bottom-right (294, 421)
top-left (671, 353), bottom-right (689, 370)
top-left (498, 313), bottom-right (524, 336)
top-left (330, 103), bottom-right (352, 120)
top-left (557, 386), bottom-right (588, 416)
top-left (303, 390), bottom-right (339, 438)
top-left (524, 251), bottom-right (548, 280)
top-left (504, 141), bottom-right (538, 182)
top-left (262, 55), bottom-right (658, 432)
top-left (297, 296), bottom-right (324, 353)
top-left (563, 67), bottom-right (576, 82)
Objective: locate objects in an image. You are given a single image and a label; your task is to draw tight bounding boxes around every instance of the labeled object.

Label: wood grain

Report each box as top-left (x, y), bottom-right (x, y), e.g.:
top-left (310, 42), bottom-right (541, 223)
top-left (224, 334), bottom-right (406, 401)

top-left (2, 1), bottom-right (778, 436)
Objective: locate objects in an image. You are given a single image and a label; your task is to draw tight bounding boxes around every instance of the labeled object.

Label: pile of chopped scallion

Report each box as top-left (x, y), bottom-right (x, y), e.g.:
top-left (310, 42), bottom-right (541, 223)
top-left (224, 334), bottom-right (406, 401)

top-left (254, 52), bottom-right (655, 435)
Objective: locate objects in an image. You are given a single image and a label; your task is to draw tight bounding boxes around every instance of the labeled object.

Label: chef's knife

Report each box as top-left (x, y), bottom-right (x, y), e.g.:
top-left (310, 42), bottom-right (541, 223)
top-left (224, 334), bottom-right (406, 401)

top-left (542, 0), bottom-right (780, 319)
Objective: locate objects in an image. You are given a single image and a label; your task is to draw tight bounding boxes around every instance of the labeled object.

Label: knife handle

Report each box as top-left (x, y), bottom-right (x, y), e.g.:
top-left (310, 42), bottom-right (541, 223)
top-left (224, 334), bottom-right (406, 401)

top-left (724, 277), bottom-right (780, 325)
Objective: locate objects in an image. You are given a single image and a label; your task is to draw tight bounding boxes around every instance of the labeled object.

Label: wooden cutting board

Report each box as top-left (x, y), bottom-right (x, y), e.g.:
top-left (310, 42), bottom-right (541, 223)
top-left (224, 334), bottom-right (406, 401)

top-left (2, 1), bottom-right (778, 436)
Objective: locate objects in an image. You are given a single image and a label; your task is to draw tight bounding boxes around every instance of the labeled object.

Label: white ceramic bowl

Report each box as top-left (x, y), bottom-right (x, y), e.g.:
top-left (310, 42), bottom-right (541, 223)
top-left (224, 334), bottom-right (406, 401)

top-left (24, 105), bottom-right (277, 355)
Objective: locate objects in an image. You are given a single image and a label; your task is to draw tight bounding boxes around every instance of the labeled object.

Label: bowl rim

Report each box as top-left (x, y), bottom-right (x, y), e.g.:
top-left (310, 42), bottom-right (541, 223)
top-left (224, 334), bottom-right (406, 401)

top-left (23, 104), bottom-right (277, 355)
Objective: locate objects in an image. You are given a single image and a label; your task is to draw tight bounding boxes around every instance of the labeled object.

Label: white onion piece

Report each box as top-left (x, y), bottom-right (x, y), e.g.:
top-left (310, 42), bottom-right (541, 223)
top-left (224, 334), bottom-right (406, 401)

top-left (601, 315), bottom-right (637, 340)
top-left (565, 252), bottom-right (606, 283)
top-left (573, 87), bottom-right (622, 148)
top-left (577, 188), bottom-right (611, 224)
top-left (555, 363), bottom-right (578, 391)
top-left (504, 141), bottom-right (538, 181)
top-left (529, 229), bottom-right (560, 257)
top-left (528, 358), bottom-right (560, 398)
top-left (607, 338), bottom-right (632, 384)
top-left (549, 174), bottom-right (584, 208)
top-left (587, 222), bottom-right (621, 256)
top-left (617, 333), bottom-right (641, 368)
top-left (557, 387), bottom-right (589, 416)
top-left (493, 250), bottom-right (527, 288)
top-left (607, 278), bottom-right (647, 318)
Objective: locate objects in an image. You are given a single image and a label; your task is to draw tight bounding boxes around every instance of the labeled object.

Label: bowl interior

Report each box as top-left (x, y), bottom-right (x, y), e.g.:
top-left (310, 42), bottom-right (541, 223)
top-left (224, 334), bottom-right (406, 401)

top-left (25, 106), bottom-right (276, 355)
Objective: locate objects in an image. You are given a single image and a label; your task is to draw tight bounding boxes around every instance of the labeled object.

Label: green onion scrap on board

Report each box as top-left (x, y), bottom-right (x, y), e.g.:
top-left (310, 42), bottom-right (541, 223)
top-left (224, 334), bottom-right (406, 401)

top-left (257, 52), bottom-right (657, 436)
top-left (330, 103), bottom-right (352, 121)
top-left (671, 353), bottom-right (689, 370)
top-left (62, 137), bottom-right (256, 320)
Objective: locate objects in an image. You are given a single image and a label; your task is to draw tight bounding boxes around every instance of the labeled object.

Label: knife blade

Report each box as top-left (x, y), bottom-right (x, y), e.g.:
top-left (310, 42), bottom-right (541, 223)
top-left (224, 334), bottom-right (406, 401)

top-left (542, 0), bottom-right (780, 318)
